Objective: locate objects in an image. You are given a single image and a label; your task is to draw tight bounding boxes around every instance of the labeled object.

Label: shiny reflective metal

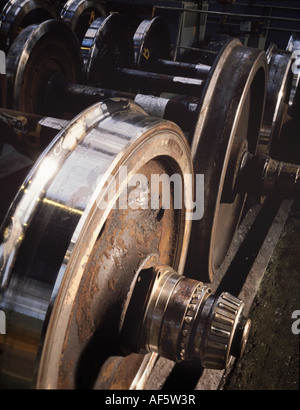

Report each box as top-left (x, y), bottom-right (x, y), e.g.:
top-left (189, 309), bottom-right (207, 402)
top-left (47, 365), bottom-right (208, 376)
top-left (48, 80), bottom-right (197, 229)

top-left (259, 44), bottom-right (293, 155)
top-left (122, 265), bottom-right (251, 370)
top-left (60, 0), bottom-right (106, 45)
top-left (286, 32), bottom-right (300, 118)
top-left (81, 14), bottom-right (134, 87)
top-left (0, 0), bottom-right (59, 52)
top-left (5, 17), bottom-right (268, 285)
top-left (133, 17), bottom-right (171, 71)
top-left (0, 98), bottom-right (193, 388)
top-left (80, 14), bottom-right (205, 95)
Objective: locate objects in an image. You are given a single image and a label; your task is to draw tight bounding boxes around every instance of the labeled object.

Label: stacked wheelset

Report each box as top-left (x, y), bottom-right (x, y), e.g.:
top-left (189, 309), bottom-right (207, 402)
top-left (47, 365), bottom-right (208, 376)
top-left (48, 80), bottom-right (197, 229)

top-left (0, 1), bottom-right (299, 389)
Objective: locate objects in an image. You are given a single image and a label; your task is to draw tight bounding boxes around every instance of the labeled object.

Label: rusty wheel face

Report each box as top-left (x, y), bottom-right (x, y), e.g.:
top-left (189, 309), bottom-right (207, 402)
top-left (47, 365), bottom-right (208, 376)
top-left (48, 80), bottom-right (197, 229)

top-left (0, 99), bottom-right (193, 388)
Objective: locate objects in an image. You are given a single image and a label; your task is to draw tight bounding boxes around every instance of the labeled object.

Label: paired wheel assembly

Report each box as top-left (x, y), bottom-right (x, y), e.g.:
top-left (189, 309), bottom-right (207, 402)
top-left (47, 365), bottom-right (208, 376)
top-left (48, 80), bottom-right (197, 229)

top-left (0, 4), bottom-right (299, 389)
top-left (0, 99), bottom-right (250, 388)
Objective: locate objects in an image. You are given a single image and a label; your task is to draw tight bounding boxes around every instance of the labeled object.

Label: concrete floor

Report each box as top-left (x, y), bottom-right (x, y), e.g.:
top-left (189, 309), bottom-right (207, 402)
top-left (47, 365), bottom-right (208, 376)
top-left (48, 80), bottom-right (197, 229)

top-left (223, 204), bottom-right (300, 390)
top-left (221, 113), bottom-right (299, 390)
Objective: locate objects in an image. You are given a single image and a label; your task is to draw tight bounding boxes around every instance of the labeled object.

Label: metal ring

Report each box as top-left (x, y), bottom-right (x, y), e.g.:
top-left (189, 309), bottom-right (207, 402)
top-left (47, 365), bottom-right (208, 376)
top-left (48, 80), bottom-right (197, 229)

top-left (0, 98), bottom-right (193, 389)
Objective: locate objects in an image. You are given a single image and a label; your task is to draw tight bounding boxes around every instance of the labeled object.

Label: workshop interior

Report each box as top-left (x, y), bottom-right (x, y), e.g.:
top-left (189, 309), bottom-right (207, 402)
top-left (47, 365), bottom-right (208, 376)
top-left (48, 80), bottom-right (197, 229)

top-left (0, 0), bottom-right (299, 390)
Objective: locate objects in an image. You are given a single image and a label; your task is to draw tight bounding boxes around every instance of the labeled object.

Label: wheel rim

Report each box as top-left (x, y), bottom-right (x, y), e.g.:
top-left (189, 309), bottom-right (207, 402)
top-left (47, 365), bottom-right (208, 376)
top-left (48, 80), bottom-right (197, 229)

top-left (286, 33), bottom-right (300, 117)
top-left (0, 0), bottom-right (59, 52)
top-left (187, 39), bottom-right (267, 281)
top-left (259, 45), bottom-right (292, 155)
top-left (0, 73), bottom-right (6, 108)
top-left (133, 17), bottom-right (171, 71)
top-left (6, 19), bottom-right (83, 115)
top-left (0, 99), bottom-right (193, 388)
top-left (81, 14), bottom-right (135, 87)
top-left (60, 0), bottom-right (106, 45)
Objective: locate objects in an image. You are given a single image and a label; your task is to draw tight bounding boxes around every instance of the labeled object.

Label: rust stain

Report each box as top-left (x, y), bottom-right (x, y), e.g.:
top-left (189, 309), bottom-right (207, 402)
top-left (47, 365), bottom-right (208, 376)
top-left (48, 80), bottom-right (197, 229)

top-left (108, 277), bottom-right (117, 291)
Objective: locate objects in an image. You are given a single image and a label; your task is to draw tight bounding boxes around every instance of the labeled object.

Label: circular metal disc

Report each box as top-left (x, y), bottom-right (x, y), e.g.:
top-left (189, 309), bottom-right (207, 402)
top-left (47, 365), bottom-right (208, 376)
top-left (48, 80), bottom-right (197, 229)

top-left (6, 19), bottom-right (83, 115)
top-left (286, 32), bottom-right (300, 118)
top-left (81, 14), bottom-right (135, 87)
top-left (186, 39), bottom-right (267, 282)
top-left (0, 0), bottom-right (59, 52)
top-left (60, 0), bottom-right (106, 45)
top-left (0, 73), bottom-right (6, 108)
top-left (0, 99), bottom-right (193, 389)
top-left (259, 45), bottom-right (292, 155)
top-left (133, 17), bottom-right (171, 71)
top-left (0, 73), bottom-right (7, 153)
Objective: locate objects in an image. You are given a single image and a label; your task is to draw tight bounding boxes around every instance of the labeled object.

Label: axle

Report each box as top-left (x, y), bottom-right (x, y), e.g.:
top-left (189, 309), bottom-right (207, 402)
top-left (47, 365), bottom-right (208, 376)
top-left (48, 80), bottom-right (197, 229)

top-left (0, 109), bottom-right (67, 157)
top-left (122, 265), bottom-right (250, 369)
top-left (1, 108), bottom-right (299, 202)
top-left (156, 59), bottom-right (211, 79)
top-left (115, 67), bottom-right (204, 96)
top-left (133, 17), bottom-right (213, 79)
top-left (237, 152), bottom-right (300, 199)
top-left (45, 74), bottom-right (199, 132)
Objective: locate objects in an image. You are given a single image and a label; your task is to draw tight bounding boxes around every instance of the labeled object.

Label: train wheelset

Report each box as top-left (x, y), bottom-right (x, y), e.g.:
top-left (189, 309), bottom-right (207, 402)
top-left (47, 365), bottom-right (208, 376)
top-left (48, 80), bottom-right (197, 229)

top-left (0, 6), bottom-right (299, 390)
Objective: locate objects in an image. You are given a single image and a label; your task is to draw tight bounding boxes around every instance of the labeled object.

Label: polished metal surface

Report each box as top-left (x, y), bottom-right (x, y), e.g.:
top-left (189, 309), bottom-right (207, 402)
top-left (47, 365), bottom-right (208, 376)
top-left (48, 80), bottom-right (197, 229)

top-left (60, 0), bottom-right (106, 44)
top-left (286, 32), bottom-right (300, 117)
top-left (0, 4), bottom-right (298, 391)
top-left (0, 0), bottom-right (59, 52)
top-left (133, 17), bottom-right (171, 71)
top-left (0, 98), bottom-right (193, 388)
top-left (123, 265), bottom-right (251, 370)
top-left (81, 14), bottom-right (134, 87)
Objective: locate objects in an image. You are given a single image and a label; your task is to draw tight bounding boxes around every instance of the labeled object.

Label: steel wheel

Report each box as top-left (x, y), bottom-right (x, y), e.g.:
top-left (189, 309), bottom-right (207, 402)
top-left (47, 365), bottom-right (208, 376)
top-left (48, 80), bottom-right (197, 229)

top-left (0, 0), bottom-right (59, 52)
top-left (286, 33), bottom-right (300, 118)
top-left (259, 44), bottom-right (293, 155)
top-left (186, 39), bottom-right (267, 282)
top-left (60, 0), bottom-right (106, 45)
top-left (0, 99), bottom-right (193, 388)
top-left (0, 73), bottom-right (6, 108)
top-left (0, 73), bottom-right (7, 154)
top-left (6, 19), bottom-right (83, 115)
top-left (81, 14), bottom-right (135, 87)
top-left (133, 17), bottom-right (171, 71)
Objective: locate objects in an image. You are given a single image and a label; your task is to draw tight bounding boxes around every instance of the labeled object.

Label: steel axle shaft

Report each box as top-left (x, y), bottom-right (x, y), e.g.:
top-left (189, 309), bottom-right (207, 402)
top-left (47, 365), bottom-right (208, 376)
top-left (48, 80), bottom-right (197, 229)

top-left (45, 74), bottom-right (199, 132)
top-left (237, 152), bottom-right (300, 199)
top-left (122, 265), bottom-right (251, 370)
